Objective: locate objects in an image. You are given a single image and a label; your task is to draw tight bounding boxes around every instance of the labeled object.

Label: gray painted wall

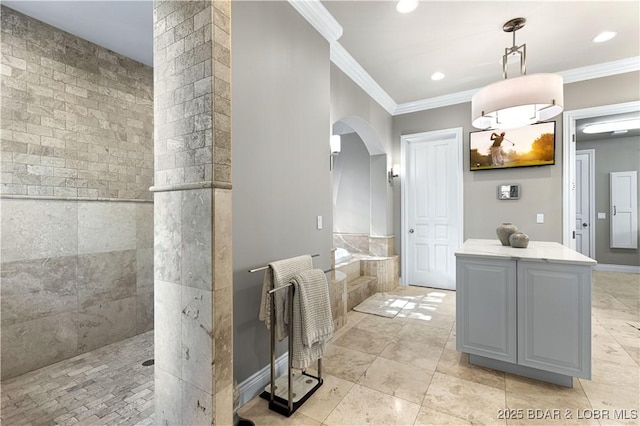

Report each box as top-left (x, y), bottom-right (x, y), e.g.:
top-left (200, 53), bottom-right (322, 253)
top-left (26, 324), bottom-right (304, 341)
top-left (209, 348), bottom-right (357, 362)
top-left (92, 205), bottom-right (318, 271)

top-left (333, 133), bottom-right (371, 234)
top-left (232, 1), bottom-right (332, 384)
top-left (331, 64), bottom-right (394, 235)
top-left (392, 72), bottom-right (640, 258)
top-left (370, 154), bottom-right (388, 236)
top-left (577, 136), bottom-right (640, 266)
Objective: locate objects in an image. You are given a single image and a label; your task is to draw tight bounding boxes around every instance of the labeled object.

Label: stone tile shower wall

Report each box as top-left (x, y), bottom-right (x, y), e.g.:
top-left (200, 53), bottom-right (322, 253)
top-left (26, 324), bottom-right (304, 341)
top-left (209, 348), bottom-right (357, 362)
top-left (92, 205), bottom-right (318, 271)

top-left (153, 1), bottom-right (233, 424)
top-left (0, 7), bottom-right (154, 380)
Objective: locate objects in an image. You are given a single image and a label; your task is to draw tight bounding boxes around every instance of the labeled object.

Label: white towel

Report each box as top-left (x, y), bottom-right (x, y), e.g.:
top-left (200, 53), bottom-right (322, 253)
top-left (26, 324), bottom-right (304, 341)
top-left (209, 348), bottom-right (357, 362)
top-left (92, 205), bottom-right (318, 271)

top-left (258, 255), bottom-right (313, 342)
top-left (290, 269), bottom-right (334, 369)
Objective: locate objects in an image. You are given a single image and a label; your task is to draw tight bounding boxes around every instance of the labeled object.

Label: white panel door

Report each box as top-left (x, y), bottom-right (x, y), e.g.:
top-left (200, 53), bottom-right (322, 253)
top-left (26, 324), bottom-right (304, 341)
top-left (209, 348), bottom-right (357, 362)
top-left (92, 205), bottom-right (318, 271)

top-left (405, 134), bottom-right (461, 289)
top-left (575, 150), bottom-right (594, 257)
top-left (611, 171), bottom-right (638, 249)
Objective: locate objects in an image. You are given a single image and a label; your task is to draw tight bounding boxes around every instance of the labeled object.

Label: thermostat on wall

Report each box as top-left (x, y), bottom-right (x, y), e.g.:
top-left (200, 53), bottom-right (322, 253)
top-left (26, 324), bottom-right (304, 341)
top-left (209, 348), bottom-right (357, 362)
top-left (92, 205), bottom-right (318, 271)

top-left (497, 184), bottom-right (520, 200)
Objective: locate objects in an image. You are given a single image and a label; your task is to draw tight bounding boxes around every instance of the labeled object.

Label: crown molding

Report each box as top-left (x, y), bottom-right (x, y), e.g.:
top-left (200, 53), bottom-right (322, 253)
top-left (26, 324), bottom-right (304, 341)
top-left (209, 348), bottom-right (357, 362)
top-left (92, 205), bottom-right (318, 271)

top-left (289, 1), bottom-right (639, 117)
top-left (330, 43), bottom-right (397, 115)
top-left (394, 88), bottom-right (478, 115)
top-left (394, 56), bottom-right (640, 116)
top-left (559, 56), bottom-right (640, 84)
top-left (287, 0), bottom-right (343, 44)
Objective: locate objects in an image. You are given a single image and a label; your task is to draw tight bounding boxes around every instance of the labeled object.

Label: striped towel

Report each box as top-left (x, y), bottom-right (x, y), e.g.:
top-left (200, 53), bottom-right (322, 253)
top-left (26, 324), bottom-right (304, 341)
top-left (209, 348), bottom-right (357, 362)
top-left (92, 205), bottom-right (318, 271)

top-left (290, 269), bottom-right (334, 369)
top-left (258, 255), bottom-right (313, 341)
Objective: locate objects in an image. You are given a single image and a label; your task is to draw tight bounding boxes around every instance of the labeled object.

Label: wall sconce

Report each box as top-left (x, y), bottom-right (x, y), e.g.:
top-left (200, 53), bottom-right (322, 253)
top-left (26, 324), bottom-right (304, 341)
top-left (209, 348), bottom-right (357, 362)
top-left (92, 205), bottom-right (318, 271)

top-left (330, 135), bottom-right (341, 170)
top-left (388, 164), bottom-right (399, 186)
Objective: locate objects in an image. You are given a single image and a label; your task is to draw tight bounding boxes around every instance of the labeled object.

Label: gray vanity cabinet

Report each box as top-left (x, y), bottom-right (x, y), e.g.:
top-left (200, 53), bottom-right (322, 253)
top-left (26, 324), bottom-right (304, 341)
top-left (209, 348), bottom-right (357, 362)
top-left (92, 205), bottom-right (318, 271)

top-left (456, 258), bottom-right (517, 363)
top-left (517, 261), bottom-right (592, 378)
top-left (455, 239), bottom-right (595, 385)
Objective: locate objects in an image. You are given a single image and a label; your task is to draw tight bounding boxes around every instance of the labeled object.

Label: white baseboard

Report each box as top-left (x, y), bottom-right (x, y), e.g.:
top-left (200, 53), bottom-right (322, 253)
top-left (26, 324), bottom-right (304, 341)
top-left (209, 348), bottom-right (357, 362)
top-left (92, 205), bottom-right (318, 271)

top-left (237, 352), bottom-right (289, 408)
top-left (594, 264), bottom-right (640, 274)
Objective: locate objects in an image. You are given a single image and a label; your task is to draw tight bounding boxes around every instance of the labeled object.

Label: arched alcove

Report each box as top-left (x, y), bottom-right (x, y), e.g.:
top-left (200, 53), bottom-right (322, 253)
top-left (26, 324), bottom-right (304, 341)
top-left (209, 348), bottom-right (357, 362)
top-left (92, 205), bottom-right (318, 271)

top-left (332, 116), bottom-right (389, 249)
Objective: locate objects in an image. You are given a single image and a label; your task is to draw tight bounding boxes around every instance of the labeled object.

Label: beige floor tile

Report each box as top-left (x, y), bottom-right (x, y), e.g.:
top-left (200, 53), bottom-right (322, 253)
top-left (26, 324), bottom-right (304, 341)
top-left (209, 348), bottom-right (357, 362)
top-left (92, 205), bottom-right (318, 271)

top-left (413, 406), bottom-right (472, 425)
top-left (357, 357), bottom-right (433, 405)
top-left (504, 393), bottom-right (598, 425)
top-left (237, 395), bottom-right (322, 425)
top-left (386, 285), bottom-right (433, 297)
top-left (380, 334), bottom-right (444, 373)
top-left (622, 345), bottom-right (640, 365)
top-left (592, 331), bottom-right (638, 367)
top-left (323, 384), bottom-right (420, 426)
top-left (296, 374), bottom-right (354, 423)
top-left (320, 345), bottom-right (376, 382)
top-left (395, 320), bottom-right (451, 347)
top-left (421, 372), bottom-right (507, 426)
top-left (436, 348), bottom-right (505, 391)
top-left (579, 380), bottom-right (640, 425)
top-left (592, 293), bottom-right (631, 311)
top-left (331, 326), bottom-right (396, 355)
top-left (589, 358), bottom-right (640, 391)
top-left (353, 313), bottom-right (405, 335)
top-left (504, 374), bottom-right (591, 410)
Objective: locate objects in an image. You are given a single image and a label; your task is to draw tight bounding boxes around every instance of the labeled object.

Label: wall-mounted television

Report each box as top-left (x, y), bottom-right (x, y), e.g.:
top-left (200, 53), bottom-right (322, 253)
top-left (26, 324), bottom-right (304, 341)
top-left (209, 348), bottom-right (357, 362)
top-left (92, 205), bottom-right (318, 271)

top-left (470, 121), bottom-right (556, 171)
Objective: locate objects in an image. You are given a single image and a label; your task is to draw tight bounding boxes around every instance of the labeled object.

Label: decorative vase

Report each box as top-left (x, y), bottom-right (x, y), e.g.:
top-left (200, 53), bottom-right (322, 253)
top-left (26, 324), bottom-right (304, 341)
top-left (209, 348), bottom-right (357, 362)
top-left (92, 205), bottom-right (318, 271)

top-left (496, 222), bottom-right (518, 246)
top-left (509, 231), bottom-right (530, 248)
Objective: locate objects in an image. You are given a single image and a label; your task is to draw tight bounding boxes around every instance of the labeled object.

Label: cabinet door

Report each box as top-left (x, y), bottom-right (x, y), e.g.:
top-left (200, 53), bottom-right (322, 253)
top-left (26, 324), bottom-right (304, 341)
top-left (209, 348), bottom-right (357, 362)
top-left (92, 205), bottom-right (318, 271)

top-left (517, 261), bottom-right (591, 378)
top-left (456, 258), bottom-right (516, 363)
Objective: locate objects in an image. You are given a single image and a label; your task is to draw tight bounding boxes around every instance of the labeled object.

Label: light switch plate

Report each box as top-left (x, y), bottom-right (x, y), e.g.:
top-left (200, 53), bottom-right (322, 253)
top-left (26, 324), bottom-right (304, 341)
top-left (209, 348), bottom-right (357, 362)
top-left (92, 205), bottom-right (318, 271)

top-left (598, 212), bottom-right (606, 219)
top-left (536, 213), bottom-right (544, 224)
top-left (317, 215), bottom-right (322, 230)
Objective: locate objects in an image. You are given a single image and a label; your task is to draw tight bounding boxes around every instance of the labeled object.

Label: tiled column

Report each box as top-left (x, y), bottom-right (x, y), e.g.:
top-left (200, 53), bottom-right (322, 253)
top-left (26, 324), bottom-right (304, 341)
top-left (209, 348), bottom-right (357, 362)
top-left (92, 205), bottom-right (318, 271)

top-left (152, 1), bottom-right (232, 424)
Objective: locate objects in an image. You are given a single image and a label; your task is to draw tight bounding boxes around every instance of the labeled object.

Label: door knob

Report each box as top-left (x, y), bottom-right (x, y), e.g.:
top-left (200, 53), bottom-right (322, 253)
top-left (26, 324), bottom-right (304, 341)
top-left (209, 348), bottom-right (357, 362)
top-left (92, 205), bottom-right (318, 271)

top-left (409, 228), bottom-right (414, 233)
top-left (582, 223), bottom-right (588, 227)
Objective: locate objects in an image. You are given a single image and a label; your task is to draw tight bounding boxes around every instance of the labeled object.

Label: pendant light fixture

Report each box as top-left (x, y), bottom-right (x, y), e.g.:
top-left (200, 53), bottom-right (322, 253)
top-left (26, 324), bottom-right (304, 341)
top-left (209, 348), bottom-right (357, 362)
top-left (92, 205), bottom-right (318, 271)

top-left (471, 18), bottom-right (564, 130)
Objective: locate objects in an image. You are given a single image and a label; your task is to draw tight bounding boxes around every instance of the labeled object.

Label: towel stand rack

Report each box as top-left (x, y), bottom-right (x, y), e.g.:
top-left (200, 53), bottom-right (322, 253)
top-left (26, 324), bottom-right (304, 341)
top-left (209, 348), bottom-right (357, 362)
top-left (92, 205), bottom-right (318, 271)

top-left (248, 254), bottom-right (320, 273)
top-left (249, 254), bottom-right (324, 417)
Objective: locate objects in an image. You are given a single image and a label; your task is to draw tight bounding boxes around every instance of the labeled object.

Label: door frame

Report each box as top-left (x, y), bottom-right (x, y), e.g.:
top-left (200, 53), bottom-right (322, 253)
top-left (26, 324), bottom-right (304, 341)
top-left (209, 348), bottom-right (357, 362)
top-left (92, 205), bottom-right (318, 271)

top-left (575, 148), bottom-right (595, 259)
top-left (562, 101), bottom-right (640, 250)
top-left (400, 127), bottom-right (464, 287)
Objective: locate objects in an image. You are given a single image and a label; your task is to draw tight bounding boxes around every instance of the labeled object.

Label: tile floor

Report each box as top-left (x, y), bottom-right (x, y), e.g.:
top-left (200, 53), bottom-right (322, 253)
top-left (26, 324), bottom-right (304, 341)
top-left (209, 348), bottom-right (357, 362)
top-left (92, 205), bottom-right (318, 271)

top-left (1, 271), bottom-right (637, 426)
top-left (239, 271), bottom-right (640, 426)
top-left (1, 331), bottom-right (154, 425)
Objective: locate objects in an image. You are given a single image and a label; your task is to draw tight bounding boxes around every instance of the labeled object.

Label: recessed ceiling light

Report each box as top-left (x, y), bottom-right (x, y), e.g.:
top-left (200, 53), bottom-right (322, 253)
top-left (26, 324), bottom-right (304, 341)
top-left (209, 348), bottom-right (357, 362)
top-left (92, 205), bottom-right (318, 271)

top-left (583, 118), bottom-right (640, 134)
top-left (396, 0), bottom-right (418, 14)
top-left (593, 31), bottom-right (617, 43)
top-left (431, 72), bottom-right (445, 81)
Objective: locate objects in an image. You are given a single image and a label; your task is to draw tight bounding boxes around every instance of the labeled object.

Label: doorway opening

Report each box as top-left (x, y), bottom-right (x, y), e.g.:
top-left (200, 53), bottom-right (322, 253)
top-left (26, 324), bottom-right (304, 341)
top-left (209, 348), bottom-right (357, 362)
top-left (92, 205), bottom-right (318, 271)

top-left (563, 101), bottom-right (640, 272)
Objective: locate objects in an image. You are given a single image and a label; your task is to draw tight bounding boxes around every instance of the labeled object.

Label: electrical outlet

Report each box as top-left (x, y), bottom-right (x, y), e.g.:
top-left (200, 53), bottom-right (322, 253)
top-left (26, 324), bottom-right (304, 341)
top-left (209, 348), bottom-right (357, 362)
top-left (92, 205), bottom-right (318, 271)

top-left (598, 212), bottom-right (606, 219)
top-left (536, 213), bottom-right (544, 224)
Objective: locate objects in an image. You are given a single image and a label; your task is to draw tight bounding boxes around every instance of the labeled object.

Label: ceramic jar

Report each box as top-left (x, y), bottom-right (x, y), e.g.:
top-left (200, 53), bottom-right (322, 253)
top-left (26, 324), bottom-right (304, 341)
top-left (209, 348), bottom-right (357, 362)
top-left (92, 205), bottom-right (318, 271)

top-left (509, 231), bottom-right (530, 248)
top-left (496, 222), bottom-right (518, 246)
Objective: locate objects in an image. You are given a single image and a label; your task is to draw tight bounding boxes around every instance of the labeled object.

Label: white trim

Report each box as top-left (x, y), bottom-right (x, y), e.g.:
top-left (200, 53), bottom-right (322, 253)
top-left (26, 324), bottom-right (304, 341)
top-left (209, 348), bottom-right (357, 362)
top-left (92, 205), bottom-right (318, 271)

top-left (330, 43), bottom-right (397, 115)
top-left (394, 89), bottom-right (477, 115)
top-left (237, 353), bottom-right (289, 408)
top-left (576, 148), bottom-right (596, 259)
top-left (291, 0), bottom-right (640, 117)
top-left (287, 0), bottom-right (342, 44)
top-left (560, 56), bottom-right (640, 84)
top-left (594, 264), bottom-right (640, 274)
top-left (400, 128), bottom-right (464, 288)
top-left (562, 101), bottom-right (640, 250)
top-left (394, 57), bottom-right (639, 116)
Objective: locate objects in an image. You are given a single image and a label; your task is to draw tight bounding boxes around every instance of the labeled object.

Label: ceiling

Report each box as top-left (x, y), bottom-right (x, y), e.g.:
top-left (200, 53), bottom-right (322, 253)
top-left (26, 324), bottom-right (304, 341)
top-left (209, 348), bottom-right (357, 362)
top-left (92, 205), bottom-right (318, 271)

top-left (323, 1), bottom-right (639, 105)
top-left (576, 112), bottom-right (640, 143)
top-left (3, 0), bottom-right (639, 118)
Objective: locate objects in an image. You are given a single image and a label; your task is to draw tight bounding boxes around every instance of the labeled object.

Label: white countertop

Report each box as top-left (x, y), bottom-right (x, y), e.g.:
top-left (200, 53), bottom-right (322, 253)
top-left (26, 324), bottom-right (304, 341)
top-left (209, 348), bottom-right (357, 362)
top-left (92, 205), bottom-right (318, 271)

top-left (455, 239), bottom-right (597, 266)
